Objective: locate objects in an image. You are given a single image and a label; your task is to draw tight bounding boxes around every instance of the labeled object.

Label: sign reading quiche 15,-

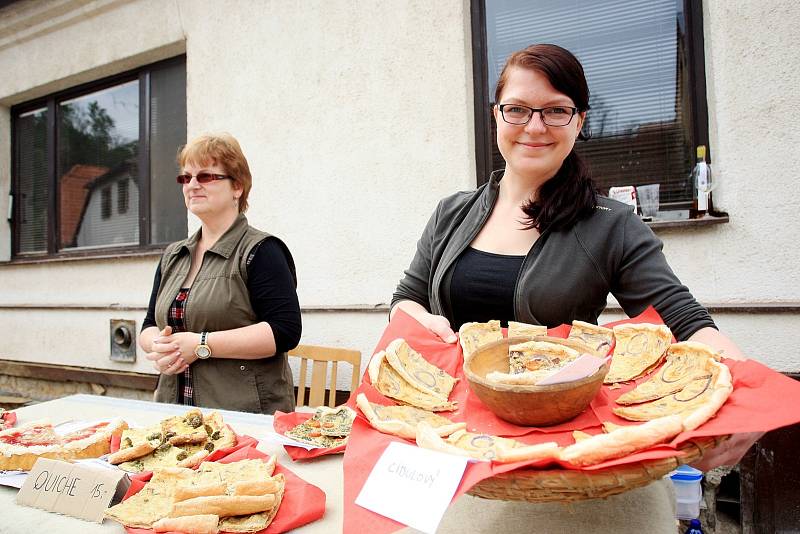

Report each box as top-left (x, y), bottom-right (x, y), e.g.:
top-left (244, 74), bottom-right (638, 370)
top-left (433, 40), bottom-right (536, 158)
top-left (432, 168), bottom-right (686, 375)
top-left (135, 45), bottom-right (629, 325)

top-left (16, 458), bottom-right (127, 522)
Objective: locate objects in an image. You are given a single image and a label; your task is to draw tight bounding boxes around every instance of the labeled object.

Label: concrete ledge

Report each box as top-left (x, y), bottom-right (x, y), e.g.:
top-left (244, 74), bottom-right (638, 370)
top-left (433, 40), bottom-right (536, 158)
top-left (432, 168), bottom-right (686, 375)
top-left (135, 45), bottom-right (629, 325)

top-left (0, 359), bottom-right (158, 390)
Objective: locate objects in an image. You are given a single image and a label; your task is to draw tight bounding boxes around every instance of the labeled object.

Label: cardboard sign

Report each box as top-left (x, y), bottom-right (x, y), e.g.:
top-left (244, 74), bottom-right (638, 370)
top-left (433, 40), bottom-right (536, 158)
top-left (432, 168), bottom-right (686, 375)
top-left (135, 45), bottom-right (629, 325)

top-left (16, 458), bottom-right (128, 522)
top-left (355, 441), bottom-right (468, 534)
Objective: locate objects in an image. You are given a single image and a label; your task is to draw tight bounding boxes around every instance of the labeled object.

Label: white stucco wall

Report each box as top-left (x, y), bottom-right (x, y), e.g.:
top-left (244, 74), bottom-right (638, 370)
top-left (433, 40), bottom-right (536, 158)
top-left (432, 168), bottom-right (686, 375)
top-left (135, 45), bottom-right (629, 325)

top-left (0, 0), bottom-right (476, 386)
top-left (0, 0), bottom-right (797, 396)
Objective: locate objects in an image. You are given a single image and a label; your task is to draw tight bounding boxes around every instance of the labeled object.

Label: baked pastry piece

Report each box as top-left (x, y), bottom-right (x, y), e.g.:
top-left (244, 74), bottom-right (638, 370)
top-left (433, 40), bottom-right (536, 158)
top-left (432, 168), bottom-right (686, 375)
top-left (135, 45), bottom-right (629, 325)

top-left (560, 415), bottom-right (684, 466)
top-left (604, 323), bottom-right (672, 383)
top-left (111, 410), bottom-right (235, 473)
top-left (0, 418), bottom-right (127, 471)
top-left (415, 422), bottom-right (560, 463)
top-left (508, 340), bottom-right (580, 374)
top-left (615, 342), bottom-right (720, 405)
top-left (567, 320), bottom-right (614, 357)
top-left (613, 359), bottom-right (733, 429)
top-left (485, 340), bottom-right (581, 385)
top-left (356, 393), bottom-right (464, 440)
top-left (507, 321), bottom-right (547, 340)
top-left (106, 458), bottom-right (284, 532)
top-left (152, 514), bottom-right (219, 534)
top-left (458, 320), bottom-right (503, 359)
top-left (368, 351), bottom-right (457, 411)
top-left (384, 338), bottom-right (458, 400)
top-left (284, 406), bottom-right (356, 448)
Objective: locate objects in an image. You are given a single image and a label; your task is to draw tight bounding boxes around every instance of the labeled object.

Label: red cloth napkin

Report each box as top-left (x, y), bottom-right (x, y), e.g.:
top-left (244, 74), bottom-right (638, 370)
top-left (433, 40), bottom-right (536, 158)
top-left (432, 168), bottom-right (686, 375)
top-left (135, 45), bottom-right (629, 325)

top-left (273, 410), bottom-right (348, 460)
top-left (1, 411), bottom-right (16, 429)
top-left (120, 443), bottom-right (326, 534)
top-left (342, 307), bottom-right (800, 534)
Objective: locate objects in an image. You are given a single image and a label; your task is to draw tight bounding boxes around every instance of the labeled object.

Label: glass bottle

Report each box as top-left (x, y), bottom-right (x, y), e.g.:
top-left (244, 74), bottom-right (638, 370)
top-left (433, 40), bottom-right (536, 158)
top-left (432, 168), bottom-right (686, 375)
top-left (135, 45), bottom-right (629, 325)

top-left (690, 145), bottom-right (713, 218)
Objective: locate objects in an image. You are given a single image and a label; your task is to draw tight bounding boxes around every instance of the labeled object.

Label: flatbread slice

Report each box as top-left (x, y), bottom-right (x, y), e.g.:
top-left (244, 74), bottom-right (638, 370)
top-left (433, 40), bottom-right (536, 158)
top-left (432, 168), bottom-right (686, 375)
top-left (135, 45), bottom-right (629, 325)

top-left (568, 320), bottom-right (615, 357)
top-left (613, 360), bottom-right (732, 425)
top-left (118, 441), bottom-right (210, 473)
top-left (218, 474), bottom-right (285, 533)
top-left (508, 340), bottom-right (580, 374)
top-left (107, 426), bottom-right (163, 464)
top-left (105, 467), bottom-right (195, 527)
top-left (458, 320), bottom-right (502, 360)
top-left (604, 323), bottom-right (672, 384)
top-left (61, 419), bottom-right (129, 460)
top-left (384, 338), bottom-right (457, 400)
top-left (507, 321), bottom-right (547, 340)
top-left (615, 342), bottom-right (719, 405)
top-left (285, 406), bottom-right (356, 448)
top-left (153, 514), bottom-right (219, 534)
top-left (560, 415), bottom-right (684, 466)
top-left (485, 368), bottom-right (554, 386)
top-left (356, 393), bottom-right (464, 440)
top-left (368, 351), bottom-right (457, 411)
top-left (162, 409), bottom-right (209, 445)
top-left (415, 422), bottom-right (560, 463)
top-left (203, 412), bottom-right (236, 450)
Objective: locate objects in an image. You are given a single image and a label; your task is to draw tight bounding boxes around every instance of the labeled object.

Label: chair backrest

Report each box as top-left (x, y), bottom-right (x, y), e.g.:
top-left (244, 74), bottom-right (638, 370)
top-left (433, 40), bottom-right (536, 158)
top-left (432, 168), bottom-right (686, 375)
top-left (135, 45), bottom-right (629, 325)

top-left (288, 344), bottom-right (362, 408)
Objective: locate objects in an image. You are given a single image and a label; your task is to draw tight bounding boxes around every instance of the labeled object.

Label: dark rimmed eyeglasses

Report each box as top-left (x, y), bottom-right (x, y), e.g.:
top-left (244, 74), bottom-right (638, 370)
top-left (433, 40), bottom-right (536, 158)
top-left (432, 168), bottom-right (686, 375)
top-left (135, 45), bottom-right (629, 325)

top-left (176, 173), bottom-right (232, 184)
top-left (497, 104), bottom-right (580, 127)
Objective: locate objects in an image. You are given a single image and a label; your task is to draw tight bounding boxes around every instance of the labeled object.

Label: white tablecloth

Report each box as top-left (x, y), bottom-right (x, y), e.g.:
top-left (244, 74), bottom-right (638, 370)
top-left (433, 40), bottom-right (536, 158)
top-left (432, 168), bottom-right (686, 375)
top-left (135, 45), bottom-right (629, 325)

top-left (0, 395), bottom-right (342, 534)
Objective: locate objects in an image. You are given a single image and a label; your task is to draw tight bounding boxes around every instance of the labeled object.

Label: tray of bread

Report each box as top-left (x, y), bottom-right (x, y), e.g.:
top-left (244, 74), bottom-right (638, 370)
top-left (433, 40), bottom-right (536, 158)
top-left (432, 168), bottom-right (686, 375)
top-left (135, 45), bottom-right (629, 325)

top-left (342, 305), bottom-right (800, 514)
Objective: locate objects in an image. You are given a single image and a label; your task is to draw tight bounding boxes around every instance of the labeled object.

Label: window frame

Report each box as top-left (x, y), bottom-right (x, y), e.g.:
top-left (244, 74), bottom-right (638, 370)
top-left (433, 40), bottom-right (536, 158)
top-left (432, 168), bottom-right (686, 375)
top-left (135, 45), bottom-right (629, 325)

top-left (10, 55), bottom-right (186, 260)
top-left (471, 0), bottom-right (711, 204)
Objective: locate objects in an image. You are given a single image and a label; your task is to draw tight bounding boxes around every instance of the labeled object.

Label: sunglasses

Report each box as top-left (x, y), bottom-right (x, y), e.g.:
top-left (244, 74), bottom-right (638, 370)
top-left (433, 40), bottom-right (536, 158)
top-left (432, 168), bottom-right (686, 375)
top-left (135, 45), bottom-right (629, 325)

top-left (176, 173), bottom-right (232, 184)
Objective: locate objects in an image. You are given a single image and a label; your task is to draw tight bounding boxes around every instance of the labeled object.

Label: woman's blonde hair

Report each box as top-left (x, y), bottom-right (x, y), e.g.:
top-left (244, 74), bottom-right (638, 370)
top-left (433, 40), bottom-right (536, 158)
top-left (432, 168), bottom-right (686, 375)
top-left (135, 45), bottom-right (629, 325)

top-left (178, 133), bottom-right (252, 213)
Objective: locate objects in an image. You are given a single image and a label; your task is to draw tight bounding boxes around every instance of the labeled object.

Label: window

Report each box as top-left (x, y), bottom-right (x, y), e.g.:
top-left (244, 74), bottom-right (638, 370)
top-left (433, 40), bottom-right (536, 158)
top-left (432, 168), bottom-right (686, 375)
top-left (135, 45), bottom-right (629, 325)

top-left (12, 56), bottom-right (188, 257)
top-left (473, 0), bottom-right (708, 210)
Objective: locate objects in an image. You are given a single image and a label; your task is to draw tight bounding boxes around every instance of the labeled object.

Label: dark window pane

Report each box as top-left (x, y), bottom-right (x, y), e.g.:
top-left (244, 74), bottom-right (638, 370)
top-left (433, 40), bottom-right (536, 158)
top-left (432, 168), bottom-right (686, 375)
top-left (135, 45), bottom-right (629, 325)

top-left (485, 0), bottom-right (694, 207)
top-left (16, 108), bottom-right (48, 254)
top-left (101, 186), bottom-right (112, 219)
top-left (57, 80), bottom-right (139, 249)
top-left (149, 59), bottom-right (187, 244)
top-left (118, 178), bottom-right (129, 214)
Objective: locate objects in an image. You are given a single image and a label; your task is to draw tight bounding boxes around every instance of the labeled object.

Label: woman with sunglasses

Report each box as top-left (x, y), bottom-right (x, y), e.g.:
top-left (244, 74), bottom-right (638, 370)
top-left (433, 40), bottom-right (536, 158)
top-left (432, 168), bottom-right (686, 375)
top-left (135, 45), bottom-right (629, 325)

top-left (392, 44), bottom-right (759, 531)
top-left (140, 133), bottom-right (301, 414)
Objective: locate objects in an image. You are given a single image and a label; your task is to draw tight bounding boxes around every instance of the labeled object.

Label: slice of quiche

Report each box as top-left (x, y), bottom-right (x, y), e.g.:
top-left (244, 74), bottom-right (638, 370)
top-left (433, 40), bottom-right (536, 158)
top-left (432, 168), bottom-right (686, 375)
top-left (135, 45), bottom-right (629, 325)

top-left (356, 393), bottom-right (464, 440)
top-left (604, 323), bottom-right (672, 384)
top-left (567, 320), bottom-right (615, 357)
top-left (458, 320), bottom-right (502, 360)
top-left (383, 338), bottom-right (457, 401)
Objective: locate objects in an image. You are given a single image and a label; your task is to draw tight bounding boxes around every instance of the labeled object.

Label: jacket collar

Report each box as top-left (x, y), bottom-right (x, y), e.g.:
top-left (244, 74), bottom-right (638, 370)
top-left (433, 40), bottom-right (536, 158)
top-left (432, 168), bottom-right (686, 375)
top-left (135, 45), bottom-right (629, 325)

top-left (170, 213), bottom-right (250, 259)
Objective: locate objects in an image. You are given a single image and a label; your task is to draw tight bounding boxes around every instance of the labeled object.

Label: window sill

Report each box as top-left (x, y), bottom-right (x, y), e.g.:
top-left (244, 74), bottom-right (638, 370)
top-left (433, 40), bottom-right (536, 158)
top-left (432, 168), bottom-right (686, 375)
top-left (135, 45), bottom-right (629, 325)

top-left (645, 213), bottom-right (729, 231)
top-left (2, 246), bottom-right (165, 266)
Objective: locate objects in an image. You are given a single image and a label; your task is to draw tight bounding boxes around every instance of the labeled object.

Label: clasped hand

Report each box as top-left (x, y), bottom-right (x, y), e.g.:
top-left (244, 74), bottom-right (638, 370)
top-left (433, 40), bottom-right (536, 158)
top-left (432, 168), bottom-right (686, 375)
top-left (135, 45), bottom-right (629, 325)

top-left (144, 326), bottom-right (200, 375)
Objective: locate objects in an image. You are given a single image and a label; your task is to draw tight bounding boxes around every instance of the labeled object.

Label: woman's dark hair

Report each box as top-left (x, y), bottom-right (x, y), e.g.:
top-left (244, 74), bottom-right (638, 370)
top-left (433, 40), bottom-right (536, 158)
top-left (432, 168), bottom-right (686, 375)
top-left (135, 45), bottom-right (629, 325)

top-left (495, 44), bottom-right (598, 232)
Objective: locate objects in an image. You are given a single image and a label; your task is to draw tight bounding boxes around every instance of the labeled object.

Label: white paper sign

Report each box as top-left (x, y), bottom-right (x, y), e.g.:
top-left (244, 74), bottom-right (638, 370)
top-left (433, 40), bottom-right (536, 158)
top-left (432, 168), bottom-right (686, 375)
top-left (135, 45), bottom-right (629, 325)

top-left (536, 354), bottom-right (610, 386)
top-left (355, 442), bottom-right (468, 534)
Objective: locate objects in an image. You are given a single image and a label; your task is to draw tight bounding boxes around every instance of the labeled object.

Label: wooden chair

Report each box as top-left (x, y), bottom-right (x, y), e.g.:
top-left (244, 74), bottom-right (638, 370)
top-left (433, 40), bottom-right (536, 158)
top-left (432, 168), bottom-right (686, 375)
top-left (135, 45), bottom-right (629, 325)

top-left (288, 344), bottom-right (362, 408)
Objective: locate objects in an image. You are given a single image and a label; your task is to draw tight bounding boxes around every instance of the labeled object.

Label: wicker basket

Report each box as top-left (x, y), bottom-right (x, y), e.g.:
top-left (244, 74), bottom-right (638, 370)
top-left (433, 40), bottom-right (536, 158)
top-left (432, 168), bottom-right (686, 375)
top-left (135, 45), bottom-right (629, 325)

top-left (468, 435), bottom-right (727, 503)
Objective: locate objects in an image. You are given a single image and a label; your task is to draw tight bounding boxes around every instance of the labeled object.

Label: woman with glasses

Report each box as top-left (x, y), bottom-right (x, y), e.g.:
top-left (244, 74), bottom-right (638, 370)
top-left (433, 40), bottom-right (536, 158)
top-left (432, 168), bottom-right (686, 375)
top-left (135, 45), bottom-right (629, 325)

top-left (140, 133), bottom-right (301, 414)
top-left (392, 44), bottom-right (758, 529)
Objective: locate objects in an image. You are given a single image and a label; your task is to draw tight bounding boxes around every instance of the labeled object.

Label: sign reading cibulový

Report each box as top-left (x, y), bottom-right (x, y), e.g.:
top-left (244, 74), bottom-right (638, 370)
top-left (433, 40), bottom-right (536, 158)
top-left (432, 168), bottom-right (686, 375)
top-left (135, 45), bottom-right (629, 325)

top-left (355, 441), bottom-right (468, 534)
top-left (16, 458), bottom-right (128, 522)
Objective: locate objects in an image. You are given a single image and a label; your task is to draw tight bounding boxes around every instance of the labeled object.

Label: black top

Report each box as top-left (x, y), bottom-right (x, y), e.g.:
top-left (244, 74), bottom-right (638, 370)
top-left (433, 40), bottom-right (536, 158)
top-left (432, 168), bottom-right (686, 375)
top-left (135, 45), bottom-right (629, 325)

top-left (449, 247), bottom-right (525, 330)
top-left (143, 238), bottom-right (301, 353)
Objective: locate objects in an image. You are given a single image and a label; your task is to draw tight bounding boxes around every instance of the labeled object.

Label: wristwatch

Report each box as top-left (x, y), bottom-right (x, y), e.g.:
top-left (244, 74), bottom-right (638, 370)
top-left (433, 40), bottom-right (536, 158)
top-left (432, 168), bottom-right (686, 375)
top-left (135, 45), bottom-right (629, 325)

top-left (194, 331), bottom-right (212, 360)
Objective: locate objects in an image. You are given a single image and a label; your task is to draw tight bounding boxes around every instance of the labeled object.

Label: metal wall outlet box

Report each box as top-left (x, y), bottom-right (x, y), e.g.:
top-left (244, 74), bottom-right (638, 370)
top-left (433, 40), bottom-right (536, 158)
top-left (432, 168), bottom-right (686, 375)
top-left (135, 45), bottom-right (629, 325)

top-left (110, 319), bottom-right (136, 362)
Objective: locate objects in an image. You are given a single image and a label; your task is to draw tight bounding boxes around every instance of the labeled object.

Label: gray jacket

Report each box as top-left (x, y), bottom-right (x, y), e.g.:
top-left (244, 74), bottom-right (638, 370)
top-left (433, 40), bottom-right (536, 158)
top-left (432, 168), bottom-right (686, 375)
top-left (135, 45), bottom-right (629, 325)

top-left (392, 172), bottom-right (715, 341)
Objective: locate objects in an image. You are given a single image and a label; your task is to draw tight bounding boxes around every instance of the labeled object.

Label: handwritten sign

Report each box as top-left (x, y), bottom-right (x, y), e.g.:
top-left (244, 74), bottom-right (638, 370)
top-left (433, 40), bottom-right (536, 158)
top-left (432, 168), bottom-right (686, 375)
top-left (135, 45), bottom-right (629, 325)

top-left (355, 441), bottom-right (468, 534)
top-left (16, 458), bottom-right (128, 522)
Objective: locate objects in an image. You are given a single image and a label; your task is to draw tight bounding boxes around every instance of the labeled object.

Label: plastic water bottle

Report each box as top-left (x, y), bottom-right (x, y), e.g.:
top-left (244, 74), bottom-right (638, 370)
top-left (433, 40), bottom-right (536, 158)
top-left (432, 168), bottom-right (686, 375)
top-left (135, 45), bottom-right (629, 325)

top-left (684, 518), bottom-right (703, 534)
